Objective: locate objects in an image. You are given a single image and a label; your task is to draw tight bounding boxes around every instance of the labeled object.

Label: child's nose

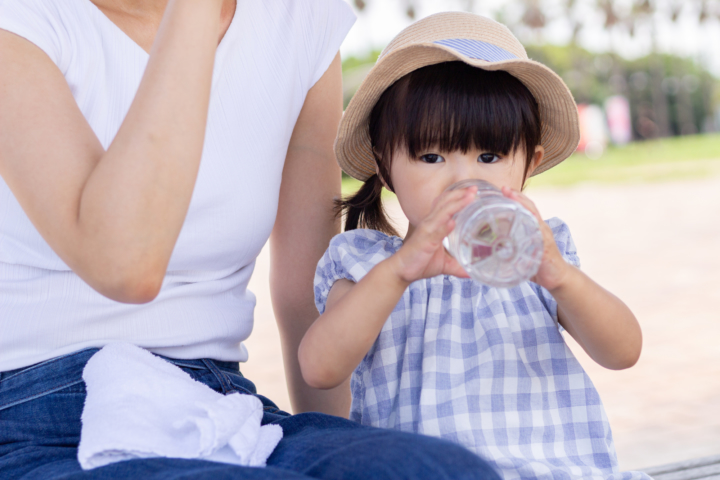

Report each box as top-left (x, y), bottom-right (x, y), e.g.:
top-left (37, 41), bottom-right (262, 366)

top-left (450, 161), bottom-right (473, 184)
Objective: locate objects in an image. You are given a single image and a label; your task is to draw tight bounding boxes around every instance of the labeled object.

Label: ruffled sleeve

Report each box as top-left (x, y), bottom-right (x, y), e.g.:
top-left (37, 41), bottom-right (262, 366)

top-left (532, 217), bottom-right (581, 324)
top-left (314, 229), bottom-right (402, 314)
top-left (547, 217), bottom-right (580, 268)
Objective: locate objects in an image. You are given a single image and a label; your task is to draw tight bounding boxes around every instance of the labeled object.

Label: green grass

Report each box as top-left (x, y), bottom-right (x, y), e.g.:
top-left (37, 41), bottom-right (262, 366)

top-left (528, 133), bottom-right (720, 188)
top-left (341, 134), bottom-right (720, 195)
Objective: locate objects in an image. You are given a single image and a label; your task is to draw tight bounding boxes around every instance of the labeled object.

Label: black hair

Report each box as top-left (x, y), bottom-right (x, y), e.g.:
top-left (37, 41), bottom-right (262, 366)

top-left (337, 61), bottom-right (541, 236)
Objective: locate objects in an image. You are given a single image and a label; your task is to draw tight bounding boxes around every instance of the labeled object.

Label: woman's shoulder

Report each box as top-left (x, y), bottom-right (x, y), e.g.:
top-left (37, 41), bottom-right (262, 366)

top-left (0, 0), bottom-right (83, 70)
top-left (277, 0), bottom-right (355, 18)
top-left (0, 0), bottom-right (77, 33)
top-left (270, 0), bottom-right (356, 89)
top-left (0, 0), bottom-right (56, 14)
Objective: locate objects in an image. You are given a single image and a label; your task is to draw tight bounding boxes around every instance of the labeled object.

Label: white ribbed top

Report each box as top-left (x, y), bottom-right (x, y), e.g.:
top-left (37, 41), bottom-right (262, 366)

top-left (0, 0), bottom-right (355, 371)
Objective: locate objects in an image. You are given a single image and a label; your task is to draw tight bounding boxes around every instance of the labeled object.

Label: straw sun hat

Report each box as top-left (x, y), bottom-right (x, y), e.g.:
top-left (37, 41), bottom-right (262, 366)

top-left (336, 12), bottom-right (580, 181)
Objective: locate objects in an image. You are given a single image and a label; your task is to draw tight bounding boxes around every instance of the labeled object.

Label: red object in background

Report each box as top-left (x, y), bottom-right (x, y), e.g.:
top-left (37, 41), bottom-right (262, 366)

top-left (605, 95), bottom-right (632, 145)
top-left (577, 104), bottom-right (608, 159)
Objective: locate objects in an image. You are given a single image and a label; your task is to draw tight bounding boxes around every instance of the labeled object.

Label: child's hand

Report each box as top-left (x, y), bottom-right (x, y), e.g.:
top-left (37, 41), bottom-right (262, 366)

top-left (388, 187), bottom-right (477, 284)
top-left (502, 187), bottom-right (572, 292)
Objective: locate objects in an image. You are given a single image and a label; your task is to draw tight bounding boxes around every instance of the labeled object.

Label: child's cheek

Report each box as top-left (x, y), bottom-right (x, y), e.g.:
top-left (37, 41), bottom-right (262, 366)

top-left (397, 201), bottom-right (422, 228)
top-left (395, 194), bottom-right (427, 229)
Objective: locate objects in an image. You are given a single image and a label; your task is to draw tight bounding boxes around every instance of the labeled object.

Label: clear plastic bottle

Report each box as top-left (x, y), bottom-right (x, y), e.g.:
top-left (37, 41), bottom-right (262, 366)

top-left (443, 179), bottom-right (544, 288)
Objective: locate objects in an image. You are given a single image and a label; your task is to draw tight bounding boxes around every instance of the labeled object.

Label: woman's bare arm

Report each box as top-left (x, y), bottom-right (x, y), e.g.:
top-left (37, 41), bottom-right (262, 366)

top-left (0, 0), bottom-right (224, 303)
top-left (269, 53), bottom-right (351, 416)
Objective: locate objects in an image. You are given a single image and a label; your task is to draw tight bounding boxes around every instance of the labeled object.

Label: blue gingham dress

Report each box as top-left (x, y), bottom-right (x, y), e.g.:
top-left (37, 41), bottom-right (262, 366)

top-left (314, 218), bottom-right (650, 480)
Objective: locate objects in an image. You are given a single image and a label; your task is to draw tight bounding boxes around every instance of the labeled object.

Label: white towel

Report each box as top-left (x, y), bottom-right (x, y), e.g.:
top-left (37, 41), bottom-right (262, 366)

top-left (78, 343), bottom-right (283, 470)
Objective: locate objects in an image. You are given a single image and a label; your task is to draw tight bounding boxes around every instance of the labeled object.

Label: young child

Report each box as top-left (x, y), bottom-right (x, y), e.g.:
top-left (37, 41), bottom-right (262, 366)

top-left (300, 12), bottom-right (650, 480)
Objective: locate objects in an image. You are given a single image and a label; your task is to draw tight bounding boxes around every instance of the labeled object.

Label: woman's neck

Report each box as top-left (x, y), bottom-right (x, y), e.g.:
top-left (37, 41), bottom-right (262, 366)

top-left (92, 0), bottom-right (236, 15)
top-left (91, 0), bottom-right (168, 19)
top-left (89, 0), bottom-right (236, 54)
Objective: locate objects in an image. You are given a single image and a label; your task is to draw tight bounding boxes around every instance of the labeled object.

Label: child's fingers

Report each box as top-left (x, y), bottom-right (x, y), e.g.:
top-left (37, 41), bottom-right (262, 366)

top-left (422, 193), bottom-right (474, 240)
top-left (408, 187), bottom-right (477, 252)
top-left (434, 187), bottom-right (477, 211)
top-left (501, 186), bottom-right (535, 211)
top-left (416, 216), bottom-right (456, 247)
top-left (501, 186), bottom-right (544, 224)
top-left (429, 188), bottom-right (467, 211)
top-left (443, 254), bottom-right (471, 278)
top-left (501, 189), bottom-right (565, 286)
top-left (428, 187), bottom-right (476, 223)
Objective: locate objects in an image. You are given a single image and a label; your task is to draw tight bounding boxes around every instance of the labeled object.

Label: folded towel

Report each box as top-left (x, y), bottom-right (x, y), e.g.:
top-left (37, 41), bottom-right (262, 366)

top-left (78, 343), bottom-right (283, 470)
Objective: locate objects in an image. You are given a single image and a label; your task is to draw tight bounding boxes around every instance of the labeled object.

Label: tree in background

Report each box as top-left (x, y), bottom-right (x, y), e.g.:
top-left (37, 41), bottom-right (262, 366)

top-left (351, 0), bottom-right (720, 39)
top-left (524, 46), bottom-right (716, 139)
top-left (347, 0), bottom-right (720, 139)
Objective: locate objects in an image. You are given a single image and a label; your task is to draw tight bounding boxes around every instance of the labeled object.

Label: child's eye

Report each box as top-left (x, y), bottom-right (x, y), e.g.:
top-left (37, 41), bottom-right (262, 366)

top-left (420, 154), bottom-right (444, 164)
top-left (478, 153), bottom-right (500, 164)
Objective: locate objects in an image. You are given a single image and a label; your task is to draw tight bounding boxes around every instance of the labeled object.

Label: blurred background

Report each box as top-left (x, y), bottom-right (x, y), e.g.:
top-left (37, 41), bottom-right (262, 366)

top-left (242, 0), bottom-right (720, 473)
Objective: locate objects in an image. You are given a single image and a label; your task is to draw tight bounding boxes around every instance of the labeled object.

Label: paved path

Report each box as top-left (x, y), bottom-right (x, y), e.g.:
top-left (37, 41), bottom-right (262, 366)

top-left (243, 175), bottom-right (720, 471)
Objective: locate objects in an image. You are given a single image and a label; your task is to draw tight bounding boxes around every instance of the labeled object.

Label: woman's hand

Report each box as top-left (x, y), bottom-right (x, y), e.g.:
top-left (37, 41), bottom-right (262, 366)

top-left (0, 0), bottom-right (225, 303)
top-left (388, 186), bottom-right (477, 284)
top-left (502, 186), bottom-right (571, 292)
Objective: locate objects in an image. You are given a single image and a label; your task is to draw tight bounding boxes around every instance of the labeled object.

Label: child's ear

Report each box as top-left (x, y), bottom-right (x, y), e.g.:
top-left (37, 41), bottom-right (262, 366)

top-left (528, 145), bottom-right (545, 176)
top-left (375, 164), bottom-right (391, 191)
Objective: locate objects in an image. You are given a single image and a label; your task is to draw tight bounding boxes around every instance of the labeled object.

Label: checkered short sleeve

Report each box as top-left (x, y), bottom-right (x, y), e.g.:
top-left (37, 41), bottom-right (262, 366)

top-left (532, 217), bottom-right (581, 324)
top-left (314, 229), bottom-right (403, 314)
top-left (547, 216), bottom-right (580, 268)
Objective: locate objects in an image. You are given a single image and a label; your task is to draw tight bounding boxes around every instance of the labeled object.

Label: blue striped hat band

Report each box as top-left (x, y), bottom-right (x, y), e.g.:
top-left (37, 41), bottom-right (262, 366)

top-left (433, 39), bottom-right (518, 62)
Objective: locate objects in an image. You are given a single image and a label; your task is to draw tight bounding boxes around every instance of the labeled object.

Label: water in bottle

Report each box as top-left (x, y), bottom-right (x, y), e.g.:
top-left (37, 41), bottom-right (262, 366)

top-left (443, 179), bottom-right (544, 288)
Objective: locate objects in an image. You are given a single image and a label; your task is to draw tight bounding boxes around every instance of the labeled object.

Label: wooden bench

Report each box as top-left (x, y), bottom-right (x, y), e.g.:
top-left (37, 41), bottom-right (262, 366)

top-left (643, 454), bottom-right (720, 480)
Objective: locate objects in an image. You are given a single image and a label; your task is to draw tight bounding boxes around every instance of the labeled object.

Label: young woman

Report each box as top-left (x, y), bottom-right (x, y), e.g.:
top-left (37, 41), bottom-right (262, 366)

top-left (0, 1), bottom-right (498, 478)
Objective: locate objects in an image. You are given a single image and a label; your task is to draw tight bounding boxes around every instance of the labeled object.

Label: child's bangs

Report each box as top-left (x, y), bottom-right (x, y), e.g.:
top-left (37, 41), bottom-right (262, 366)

top-left (371, 62), bottom-right (541, 167)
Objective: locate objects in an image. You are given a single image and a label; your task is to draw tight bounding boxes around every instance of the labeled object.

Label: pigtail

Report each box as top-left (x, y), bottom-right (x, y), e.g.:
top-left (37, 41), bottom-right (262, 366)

top-left (335, 174), bottom-right (400, 238)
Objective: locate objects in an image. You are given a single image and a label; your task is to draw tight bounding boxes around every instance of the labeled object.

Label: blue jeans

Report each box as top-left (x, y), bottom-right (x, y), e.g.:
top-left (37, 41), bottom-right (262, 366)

top-left (0, 349), bottom-right (500, 479)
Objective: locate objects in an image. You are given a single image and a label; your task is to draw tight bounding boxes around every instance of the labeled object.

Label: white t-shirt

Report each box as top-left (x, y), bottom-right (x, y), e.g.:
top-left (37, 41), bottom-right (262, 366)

top-left (0, 0), bottom-right (356, 372)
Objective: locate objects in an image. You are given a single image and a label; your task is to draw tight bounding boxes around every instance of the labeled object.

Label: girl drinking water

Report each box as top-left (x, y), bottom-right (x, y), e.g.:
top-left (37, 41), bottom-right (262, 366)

top-left (299, 12), bottom-right (650, 480)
